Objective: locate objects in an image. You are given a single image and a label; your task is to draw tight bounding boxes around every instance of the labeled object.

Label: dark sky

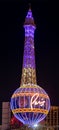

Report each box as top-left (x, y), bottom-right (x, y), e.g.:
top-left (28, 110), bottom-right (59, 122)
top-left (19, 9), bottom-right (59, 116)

top-left (0, 0), bottom-right (59, 109)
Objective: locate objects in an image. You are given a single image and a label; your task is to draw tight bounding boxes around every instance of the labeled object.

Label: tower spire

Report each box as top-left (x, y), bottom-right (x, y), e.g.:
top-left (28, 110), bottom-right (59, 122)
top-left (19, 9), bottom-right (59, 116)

top-left (21, 8), bottom-right (36, 86)
top-left (24, 5), bottom-right (36, 27)
top-left (29, 3), bottom-right (31, 10)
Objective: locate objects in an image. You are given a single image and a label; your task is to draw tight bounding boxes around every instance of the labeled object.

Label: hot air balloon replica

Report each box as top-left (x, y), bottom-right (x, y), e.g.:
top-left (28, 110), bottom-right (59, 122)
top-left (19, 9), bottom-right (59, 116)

top-left (10, 6), bottom-right (50, 128)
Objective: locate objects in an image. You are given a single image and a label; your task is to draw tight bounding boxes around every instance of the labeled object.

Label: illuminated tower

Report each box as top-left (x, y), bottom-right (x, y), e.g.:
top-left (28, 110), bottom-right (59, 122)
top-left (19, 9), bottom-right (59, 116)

top-left (21, 7), bottom-right (36, 85)
top-left (10, 7), bottom-right (50, 128)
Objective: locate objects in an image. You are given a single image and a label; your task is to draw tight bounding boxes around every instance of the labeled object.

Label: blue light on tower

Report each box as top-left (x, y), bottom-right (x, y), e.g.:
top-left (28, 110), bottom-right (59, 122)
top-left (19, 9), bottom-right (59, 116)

top-left (10, 7), bottom-right (50, 127)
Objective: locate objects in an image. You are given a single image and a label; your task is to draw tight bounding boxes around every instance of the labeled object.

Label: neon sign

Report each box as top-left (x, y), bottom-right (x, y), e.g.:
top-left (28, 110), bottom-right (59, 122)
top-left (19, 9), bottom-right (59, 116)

top-left (30, 93), bottom-right (45, 109)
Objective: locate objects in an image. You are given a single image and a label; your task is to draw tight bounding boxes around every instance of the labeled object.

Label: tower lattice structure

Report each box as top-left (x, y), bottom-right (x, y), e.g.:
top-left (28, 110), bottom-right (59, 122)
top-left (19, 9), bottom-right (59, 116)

top-left (21, 7), bottom-right (36, 86)
top-left (10, 7), bottom-right (50, 127)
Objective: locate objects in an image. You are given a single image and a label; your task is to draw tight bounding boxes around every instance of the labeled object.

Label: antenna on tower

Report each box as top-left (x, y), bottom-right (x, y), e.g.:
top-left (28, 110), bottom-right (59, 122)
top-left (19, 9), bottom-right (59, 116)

top-left (29, 3), bottom-right (31, 10)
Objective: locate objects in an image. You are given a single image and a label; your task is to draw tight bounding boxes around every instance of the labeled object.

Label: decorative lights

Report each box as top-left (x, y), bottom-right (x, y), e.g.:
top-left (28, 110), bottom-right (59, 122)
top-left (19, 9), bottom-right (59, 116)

top-left (10, 7), bottom-right (50, 127)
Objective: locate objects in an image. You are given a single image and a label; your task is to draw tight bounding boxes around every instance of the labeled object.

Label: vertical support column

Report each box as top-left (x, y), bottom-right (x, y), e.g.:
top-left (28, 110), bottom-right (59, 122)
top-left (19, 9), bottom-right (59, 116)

top-left (2, 102), bottom-right (11, 130)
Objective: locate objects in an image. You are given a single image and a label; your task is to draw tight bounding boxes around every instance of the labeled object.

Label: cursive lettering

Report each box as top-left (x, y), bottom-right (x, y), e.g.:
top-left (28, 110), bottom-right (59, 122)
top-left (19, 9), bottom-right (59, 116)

top-left (30, 93), bottom-right (45, 109)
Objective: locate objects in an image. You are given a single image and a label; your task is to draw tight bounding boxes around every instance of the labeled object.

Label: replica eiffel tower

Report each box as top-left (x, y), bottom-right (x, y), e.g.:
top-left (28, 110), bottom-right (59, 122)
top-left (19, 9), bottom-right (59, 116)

top-left (21, 7), bottom-right (36, 85)
top-left (11, 6), bottom-right (50, 127)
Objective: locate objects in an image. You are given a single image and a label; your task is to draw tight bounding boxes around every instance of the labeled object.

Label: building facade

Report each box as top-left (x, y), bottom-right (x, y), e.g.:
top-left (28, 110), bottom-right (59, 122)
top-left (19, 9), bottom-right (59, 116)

top-left (1, 102), bottom-right (11, 130)
top-left (45, 106), bottom-right (59, 130)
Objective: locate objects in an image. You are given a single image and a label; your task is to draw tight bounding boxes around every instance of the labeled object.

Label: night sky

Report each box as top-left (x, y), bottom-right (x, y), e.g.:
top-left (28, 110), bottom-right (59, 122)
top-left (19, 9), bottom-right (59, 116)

top-left (0, 0), bottom-right (59, 116)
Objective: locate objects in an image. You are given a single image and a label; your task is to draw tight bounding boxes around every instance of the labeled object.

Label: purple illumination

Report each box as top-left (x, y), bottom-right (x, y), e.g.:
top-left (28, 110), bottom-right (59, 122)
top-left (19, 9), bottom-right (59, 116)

top-left (24, 25), bottom-right (35, 37)
top-left (11, 86), bottom-right (50, 127)
top-left (10, 7), bottom-right (50, 128)
top-left (26, 9), bottom-right (33, 18)
top-left (23, 10), bottom-right (36, 69)
top-left (23, 39), bottom-right (36, 69)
